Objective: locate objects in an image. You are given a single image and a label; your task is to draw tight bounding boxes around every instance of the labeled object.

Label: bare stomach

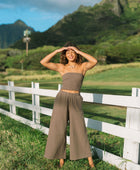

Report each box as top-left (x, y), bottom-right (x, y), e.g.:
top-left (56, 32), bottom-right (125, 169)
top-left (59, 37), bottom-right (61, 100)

top-left (61, 89), bottom-right (79, 93)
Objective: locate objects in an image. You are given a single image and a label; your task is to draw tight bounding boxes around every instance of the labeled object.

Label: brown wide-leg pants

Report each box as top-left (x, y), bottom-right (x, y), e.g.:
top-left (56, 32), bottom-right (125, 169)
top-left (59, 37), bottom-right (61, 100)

top-left (44, 90), bottom-right (92, 160)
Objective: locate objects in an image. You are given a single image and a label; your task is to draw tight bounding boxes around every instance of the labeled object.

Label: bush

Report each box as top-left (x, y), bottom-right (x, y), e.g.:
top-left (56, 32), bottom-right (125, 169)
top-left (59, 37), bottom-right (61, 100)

top-left (106, 42), bottom-right (140, 63)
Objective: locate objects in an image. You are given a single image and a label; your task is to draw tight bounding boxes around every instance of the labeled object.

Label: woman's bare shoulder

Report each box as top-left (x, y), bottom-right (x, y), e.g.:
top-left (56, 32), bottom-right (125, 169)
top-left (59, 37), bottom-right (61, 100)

top-left (56, 63), bottom-right (65, 67)
top-left (57, 63), bottom-right (65, 74)
top-left (80, 62), bottom-right (89, 75)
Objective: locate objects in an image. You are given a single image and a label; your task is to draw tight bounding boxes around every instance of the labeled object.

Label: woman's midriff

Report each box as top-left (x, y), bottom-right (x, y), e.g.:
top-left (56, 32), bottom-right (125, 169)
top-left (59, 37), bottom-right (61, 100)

top-left (61, 89), bottom-right (79, 93)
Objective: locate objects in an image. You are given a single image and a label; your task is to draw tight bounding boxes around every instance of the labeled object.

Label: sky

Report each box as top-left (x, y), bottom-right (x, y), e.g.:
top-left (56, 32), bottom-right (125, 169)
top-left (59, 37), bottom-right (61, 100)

top-left (0, 0), bottom-right (102, 32)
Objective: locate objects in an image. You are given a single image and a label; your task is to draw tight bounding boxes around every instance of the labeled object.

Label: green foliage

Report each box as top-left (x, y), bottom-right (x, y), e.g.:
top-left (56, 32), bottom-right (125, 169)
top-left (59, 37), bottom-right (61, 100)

top-left (106, 42), bottom-right (140, 63)
top-left (5, 54), bottom-right (23, 69)
top-left (1, 41), bottom-right (140, 71)
top-left (4, 46), bottom-right (61, 70)
top-left (0, 48), bottom-right (23, 71)
top-left (0, 54), bottom-right (7, 71)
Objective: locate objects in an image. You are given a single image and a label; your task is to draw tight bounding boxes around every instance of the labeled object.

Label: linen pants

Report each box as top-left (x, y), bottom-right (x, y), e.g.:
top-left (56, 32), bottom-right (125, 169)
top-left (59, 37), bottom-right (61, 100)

top-left (44, 90), bottom-right (92, 160)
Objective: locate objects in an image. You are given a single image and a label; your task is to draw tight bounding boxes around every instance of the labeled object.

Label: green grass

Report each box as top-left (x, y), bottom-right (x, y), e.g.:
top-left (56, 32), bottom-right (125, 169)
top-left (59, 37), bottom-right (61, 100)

top-left (0, 94), bottom-right (125, 170)
top-left (84, 67), bottom-right (140, 82)
top-left (0, 63), bottom-right (140, 169)
top-left (0, 114), bottom-right (119, 170)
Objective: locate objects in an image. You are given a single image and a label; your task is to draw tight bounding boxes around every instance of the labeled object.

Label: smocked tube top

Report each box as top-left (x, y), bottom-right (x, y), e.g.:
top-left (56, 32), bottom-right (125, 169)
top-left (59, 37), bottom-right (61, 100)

top-left (61, 72), bottom-right (84, 91)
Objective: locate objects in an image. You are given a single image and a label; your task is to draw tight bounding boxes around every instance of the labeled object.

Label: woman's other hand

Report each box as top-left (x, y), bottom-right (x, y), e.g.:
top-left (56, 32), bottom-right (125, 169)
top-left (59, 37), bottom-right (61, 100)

top-left (56, 47), bottom-right (69, 53)
top-left (67, 46), bottom-right (80, 54)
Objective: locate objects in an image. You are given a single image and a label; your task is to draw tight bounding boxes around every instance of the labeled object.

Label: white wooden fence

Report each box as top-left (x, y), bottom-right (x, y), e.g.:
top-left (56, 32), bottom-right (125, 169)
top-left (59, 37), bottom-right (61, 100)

top-left (0, 81), bottom-right (140, 170)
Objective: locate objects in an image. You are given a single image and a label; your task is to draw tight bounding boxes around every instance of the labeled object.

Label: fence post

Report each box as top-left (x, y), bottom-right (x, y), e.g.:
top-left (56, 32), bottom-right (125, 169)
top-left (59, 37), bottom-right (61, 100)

top-left (32, 82), bottom-right (40, 124)
top-left (8, 81), bottom-right (16, 114)
top-left (123, 88), bottom-right (140, 164)
top-left (58, 84), bottom-right (61, 91)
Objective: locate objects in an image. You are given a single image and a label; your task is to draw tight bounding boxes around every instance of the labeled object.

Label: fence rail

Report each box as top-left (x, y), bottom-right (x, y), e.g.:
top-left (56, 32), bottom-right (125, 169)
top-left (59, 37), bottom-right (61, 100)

top-left (0, 81), bottom-right (140, 170)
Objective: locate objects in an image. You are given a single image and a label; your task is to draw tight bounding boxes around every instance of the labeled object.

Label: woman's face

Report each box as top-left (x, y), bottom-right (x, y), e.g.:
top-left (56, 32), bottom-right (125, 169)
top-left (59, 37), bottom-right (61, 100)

top-left (65, 49), bottom-right (77, 62)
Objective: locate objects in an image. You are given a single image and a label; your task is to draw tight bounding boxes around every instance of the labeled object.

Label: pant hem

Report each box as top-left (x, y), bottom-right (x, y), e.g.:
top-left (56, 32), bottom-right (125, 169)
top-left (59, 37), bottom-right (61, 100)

top-left (44, 154), bottom-right (66, 160)
top-left (70, 152), bottom-right (92, 160)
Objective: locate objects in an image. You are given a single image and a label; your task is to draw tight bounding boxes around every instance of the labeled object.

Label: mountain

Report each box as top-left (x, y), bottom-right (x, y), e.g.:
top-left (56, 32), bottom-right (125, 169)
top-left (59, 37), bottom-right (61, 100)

top-left (11, 0), bottom-right (140, 49)
top-left (0, 20), bottom-right (35, 48)
top-left (99, 0), bottom-right (128, 16)
top-left (99, 0), bottom-right (140, 15)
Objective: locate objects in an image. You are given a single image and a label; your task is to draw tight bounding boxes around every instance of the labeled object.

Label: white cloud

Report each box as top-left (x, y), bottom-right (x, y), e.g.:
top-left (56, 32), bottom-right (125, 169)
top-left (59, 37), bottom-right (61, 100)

top-left (1, 0), bottom-right (102, 14)
top-left (41, 14), bottom-right (62, 20)
top-left (30, 7), bottom-right (38, 12)
top-left (30, 0), bottom-right (101, 14)
top-left (0, 3), bottom-right (14, 9)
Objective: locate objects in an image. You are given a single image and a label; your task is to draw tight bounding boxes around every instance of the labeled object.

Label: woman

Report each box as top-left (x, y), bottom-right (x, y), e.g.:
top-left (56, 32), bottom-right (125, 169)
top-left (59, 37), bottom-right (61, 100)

top-left (40, 42), bottom-right (97, 168)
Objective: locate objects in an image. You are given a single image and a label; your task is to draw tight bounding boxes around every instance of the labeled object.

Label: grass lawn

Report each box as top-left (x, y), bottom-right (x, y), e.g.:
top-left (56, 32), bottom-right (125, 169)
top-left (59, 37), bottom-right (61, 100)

top-left (0, 114), bottom-right (119, 170)
top-left (0, 62), bottom-right (140, 169)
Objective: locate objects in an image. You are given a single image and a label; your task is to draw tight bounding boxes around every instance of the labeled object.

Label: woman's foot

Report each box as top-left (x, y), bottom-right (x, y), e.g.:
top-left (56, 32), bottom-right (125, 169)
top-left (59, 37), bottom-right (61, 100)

top-left (88, 156), bottom-right (95, 169)
top-left (59, 159), bottom-right (64, 168)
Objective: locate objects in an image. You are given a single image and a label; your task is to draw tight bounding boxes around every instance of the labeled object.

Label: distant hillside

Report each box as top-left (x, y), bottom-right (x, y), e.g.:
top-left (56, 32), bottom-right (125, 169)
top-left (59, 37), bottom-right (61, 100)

top-left (99, 0), bottom-right (128, 16)
top-left (12, 0), bottom-right (140, 49)
top-left (128, 0), bottom-right (140, 9)
top-left (99, 0), bottom-right (140, 17)
top-left (0, 20), bottom-right (35, 48)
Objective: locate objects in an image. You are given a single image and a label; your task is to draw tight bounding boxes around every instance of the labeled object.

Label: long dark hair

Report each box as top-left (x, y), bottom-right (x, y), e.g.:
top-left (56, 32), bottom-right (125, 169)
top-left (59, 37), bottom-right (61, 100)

top-left (60, 42), bottom-right (83, 65)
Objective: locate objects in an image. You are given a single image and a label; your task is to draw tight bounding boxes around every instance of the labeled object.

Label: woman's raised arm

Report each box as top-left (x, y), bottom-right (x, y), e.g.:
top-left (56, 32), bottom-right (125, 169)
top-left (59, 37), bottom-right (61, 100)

top-left (40, 47), bottom-right (68, 71)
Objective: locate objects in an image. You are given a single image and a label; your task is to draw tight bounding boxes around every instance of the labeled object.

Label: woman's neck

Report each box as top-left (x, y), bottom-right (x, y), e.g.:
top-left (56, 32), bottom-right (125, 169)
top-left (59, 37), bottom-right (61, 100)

top-left (67, 61), bottom-right (77, 66)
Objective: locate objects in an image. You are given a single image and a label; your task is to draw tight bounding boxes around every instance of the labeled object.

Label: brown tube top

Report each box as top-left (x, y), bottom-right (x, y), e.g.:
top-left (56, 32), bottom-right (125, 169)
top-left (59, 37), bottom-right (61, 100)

top-left (61, 72), bottom-right (84, 91)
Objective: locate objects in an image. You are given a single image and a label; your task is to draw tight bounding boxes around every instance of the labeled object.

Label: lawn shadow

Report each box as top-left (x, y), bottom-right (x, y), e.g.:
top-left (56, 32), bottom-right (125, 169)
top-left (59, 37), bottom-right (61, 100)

top-left (82, 87), bottom-right (131, 96)
top-left (84, 110), bottom-right (125, 124)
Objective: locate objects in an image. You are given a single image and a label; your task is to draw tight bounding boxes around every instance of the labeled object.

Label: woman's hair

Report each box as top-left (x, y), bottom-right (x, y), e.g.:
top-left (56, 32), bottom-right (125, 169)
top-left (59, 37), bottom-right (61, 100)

top-left (60, 42), bottom-right (83, 65)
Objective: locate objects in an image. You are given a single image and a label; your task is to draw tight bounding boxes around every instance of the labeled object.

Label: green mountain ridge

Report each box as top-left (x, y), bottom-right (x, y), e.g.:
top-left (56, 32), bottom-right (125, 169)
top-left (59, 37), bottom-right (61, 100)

top-left (11, 0), bottom-right (140, 49)
top-left (0, 20), bottom-right (35, 49)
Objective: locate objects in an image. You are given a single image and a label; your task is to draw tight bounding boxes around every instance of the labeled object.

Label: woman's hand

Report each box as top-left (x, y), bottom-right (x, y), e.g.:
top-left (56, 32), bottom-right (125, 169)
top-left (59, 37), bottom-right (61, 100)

top-left (56, 46), bottom-right (80, 54)
top-left (67, 46), bottom-right (80, 54)
top-left (56, 47), bottom-right (68, 53)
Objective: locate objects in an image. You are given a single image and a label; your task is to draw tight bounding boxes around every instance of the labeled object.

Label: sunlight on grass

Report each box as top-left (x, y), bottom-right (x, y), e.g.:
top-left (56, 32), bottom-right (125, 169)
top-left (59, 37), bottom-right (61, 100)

top-left (0, 114), bottom-right (119, 169)
top-left (2, 62), bottom-right (140, 82)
